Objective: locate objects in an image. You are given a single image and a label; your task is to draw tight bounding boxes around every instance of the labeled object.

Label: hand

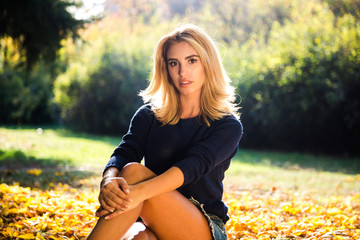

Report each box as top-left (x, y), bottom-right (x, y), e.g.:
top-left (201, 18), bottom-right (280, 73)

top-left (95, 177), bottom-right (132, 218)
top-left (100, 184), bottom-right (145, 220)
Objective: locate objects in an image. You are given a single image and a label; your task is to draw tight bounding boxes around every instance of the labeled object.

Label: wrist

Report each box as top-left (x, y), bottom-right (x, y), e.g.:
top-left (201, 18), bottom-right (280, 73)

top-left (134, 181), bottom-right (152, 200)
top-left (100, 167), bottom-right (119, 189)
top-left (103, 167), bottom-right (119, 178)
top-left (100, 177), bottom-right (110, 189)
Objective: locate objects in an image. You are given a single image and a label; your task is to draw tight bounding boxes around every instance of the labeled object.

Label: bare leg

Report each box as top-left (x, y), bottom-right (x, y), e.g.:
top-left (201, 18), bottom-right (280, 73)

top-left (87, 163), bottom-right (212, 240)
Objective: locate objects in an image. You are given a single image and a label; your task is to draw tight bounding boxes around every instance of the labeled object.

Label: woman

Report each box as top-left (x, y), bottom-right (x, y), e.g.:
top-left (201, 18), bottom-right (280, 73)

top-left (87, 24), bottom-right (243, 240)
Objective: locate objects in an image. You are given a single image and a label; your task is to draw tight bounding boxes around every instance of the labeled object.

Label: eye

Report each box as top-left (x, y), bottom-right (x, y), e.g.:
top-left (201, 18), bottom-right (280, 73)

top-left (168, 61), bottom-right (178, 67)
top-left (188, 58), bottom-right (197, 64)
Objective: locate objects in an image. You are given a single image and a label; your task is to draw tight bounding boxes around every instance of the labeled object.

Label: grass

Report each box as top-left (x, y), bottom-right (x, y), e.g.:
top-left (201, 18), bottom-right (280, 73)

top-left (0, 126), bottom-right (359, 197)
top-left (0, 126), bottom-right (117, 189)
top-left (225, 150), bottom-right (360, 197)
top-left (0, 126), bottom-right (118, 169)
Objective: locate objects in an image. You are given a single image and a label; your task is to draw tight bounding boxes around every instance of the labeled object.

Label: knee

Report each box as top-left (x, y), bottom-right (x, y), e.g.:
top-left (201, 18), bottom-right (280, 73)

top-left (119, 163), bottom-right (156, 184)
top-left (121, 162), bottom-right (151, 176)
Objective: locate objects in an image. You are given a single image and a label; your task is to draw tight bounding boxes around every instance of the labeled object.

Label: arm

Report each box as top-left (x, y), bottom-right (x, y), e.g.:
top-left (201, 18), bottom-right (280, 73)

top-left (103, 105), bottom-right (152, 173)
top-left (97, 106), bottom-right (153, 215)
top-left (175, 116), bottom-right (243, 186)
top-left (96, 167), bottom-right (131, 216)
top-left (134, 166), bottom-right (184, 200)
top-left (103, 166), bottom-right (184, 219)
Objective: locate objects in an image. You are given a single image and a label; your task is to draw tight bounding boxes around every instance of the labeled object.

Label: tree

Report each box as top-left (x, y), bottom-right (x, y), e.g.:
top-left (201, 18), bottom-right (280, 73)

top-left (0, 0), bottom-right (84, 69)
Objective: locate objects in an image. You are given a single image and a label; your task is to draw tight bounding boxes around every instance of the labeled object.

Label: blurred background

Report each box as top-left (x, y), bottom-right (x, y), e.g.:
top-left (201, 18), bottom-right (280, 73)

top-left (1, 0), bottom-right (359, 157)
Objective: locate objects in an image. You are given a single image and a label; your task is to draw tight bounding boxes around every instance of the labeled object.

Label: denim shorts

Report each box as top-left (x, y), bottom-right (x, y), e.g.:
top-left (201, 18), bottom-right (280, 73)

top-left (189, 197), bottom-right (228, 240)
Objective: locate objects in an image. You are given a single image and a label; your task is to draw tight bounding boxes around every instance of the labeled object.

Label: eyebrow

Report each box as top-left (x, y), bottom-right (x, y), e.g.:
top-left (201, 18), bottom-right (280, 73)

top-left (167, 54), bottom-right (200, 61)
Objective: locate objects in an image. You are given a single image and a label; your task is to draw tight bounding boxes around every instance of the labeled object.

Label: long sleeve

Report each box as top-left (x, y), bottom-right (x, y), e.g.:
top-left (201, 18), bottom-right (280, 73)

top-left (174, 116), bottom-right (242, 186)
top-left (104, 105), bottom-right (153, 174)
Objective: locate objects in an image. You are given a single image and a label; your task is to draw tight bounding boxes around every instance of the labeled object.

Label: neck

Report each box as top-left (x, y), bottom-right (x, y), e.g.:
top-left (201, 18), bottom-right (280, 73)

top-left (179, 96), bottom-right (200, 119)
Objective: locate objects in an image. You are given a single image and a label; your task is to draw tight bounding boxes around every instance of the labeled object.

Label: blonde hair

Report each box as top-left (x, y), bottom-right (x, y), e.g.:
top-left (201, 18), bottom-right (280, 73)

top-left (140, 24), bottom-right (239, 126)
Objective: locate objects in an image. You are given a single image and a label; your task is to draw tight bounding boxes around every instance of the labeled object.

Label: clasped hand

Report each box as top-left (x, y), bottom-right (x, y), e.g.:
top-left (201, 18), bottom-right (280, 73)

top-left (95, 176), bottom-right (136, 220)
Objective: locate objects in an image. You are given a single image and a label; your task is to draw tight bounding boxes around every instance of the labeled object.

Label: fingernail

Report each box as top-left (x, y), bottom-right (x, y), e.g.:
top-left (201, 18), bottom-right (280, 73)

top-left (110, 208), bottom-right (115, 212)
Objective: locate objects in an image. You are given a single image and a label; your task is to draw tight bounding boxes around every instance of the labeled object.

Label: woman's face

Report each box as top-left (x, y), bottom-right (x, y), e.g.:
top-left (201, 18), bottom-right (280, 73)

top-left (166, 41), bottom-right (206, 100)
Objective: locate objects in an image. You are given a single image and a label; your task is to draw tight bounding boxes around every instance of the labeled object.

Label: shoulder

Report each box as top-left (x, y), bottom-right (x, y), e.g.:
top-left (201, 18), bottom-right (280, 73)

top-left (214, 114), bottom-right (242, 129)
top-left (210, 114), bottom-right (243, 138)
top-left (133, 104), bottom-right (154, 118)
top-left (130, 104), bottom-right (156, 125)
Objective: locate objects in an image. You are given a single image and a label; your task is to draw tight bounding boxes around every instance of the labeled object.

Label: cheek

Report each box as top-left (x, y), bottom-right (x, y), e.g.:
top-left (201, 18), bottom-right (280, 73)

top-left (169, 69), bottom-right (178, 81)
top-left (198, 67), bottom-right (206, 84)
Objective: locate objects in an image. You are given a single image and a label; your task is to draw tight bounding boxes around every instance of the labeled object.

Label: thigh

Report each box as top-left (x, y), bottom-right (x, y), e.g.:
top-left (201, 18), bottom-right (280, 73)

top-left (141, 190), bottom-right (212, 240)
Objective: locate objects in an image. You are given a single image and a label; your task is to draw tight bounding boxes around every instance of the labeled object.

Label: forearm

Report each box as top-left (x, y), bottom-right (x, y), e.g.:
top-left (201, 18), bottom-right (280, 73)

top-left (135, 166), bottom-right (184, 200)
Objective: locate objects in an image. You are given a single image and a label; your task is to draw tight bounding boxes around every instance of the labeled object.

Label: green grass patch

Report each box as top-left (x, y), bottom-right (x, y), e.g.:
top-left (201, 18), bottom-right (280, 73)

top-left (0, 126), bottom-right (119, 189)
top-left (0, 126), bottom-right (359, 196)
top-left (0, 126), bottom-right (119, 169)
top-left (226, 150), bottom-right (360, 197)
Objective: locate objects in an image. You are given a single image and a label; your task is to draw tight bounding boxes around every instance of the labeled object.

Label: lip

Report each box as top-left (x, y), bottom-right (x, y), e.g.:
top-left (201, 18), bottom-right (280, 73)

top-left (179, 79), bottom-right (192, 87)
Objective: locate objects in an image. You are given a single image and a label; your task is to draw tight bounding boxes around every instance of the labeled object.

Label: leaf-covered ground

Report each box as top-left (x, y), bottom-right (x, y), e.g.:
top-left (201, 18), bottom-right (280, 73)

top-left (225, 185), bottom-right (360, 239)
top-left (1, 171), bottom-right (359, 239)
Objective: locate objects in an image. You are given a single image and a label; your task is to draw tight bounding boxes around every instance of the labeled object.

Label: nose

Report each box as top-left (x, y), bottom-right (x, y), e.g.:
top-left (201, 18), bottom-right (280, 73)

top-left (178, 63), bottom-right (187, 78)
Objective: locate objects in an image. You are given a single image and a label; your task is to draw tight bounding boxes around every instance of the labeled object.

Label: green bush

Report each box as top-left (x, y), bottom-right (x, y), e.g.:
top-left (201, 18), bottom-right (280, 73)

top-left (233, 9), bottom-right (360, 155)
top-left (54, 18), bottom-right (163, 135)
top-left (68, 53), bottom-right (147, 134)
top-left (0, 64), bottom-right (56, 124)
top-left (55, 48), bottom-right (150, 135)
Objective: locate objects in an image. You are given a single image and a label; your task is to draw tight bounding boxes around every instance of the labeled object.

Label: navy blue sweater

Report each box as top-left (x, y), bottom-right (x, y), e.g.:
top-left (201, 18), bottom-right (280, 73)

top-left (105, 105), bottom-right (243, 223)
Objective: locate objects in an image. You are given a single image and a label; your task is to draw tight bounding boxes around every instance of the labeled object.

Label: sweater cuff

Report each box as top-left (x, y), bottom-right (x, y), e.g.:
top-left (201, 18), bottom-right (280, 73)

top-left (103, 155), bottom-right (128, 175)
top-left (174, 156), bottom-right (200, 186)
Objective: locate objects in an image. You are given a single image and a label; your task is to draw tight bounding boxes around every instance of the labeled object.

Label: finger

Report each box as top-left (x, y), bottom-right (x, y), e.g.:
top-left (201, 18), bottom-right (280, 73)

top-left (107, 190), bottom-right (131, 207)
top-left (95, 205), bottom-right (103, 213)
top-left (102, 185), bottom-right (131, 206)
top-left (99, 198), bottom-right (116, 213)
top-left (117, 178), bottom-right (130, 194)
top-left (105, 208), bottom-right (125, 220)
top-left (95, 205), bottom-right (111, 215)
top-left (96, 208), bottom-right (111, 218)
top-left (100, 192), bottom-right (129, 211)
top-left (103, 179), bottom-right (131, 201)
top-left (110, 179), bottom-right (131, 200)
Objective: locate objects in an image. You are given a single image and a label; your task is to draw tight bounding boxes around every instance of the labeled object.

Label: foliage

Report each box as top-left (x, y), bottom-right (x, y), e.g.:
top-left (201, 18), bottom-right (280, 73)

top-left (55, 51), bottom-right (148, 135)
top-left (192, 0), bottom-right (293, 45)
top-left (323, 0), bottom-right (360, 20)
top-left (0, 62), bottom-right (56, 124)
top-left (0, 182), bottom-right (97, 239)
top-left (225, 189), bottom-right (360, 239)
top-left (0, 0), bottom-right (83, 125)
top-left (215, 0), bottom-right (360, 155)
top-left (54, 18), bottom-right (165, 135)
top-left (0, 0), bottom-right (83, 69)
top-left (0, 181), bottom-right (359, 239)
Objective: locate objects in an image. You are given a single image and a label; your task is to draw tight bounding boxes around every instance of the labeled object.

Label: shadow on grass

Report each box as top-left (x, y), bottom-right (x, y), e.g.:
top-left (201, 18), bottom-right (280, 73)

top-left (55, 128), bottom-right (121, 146)
top-left (2, 124), bottom-right (121, 146)
top-left (0, 148), bottom-right (97, 190)
top-left (234, 149), bottom-right (360, 174)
